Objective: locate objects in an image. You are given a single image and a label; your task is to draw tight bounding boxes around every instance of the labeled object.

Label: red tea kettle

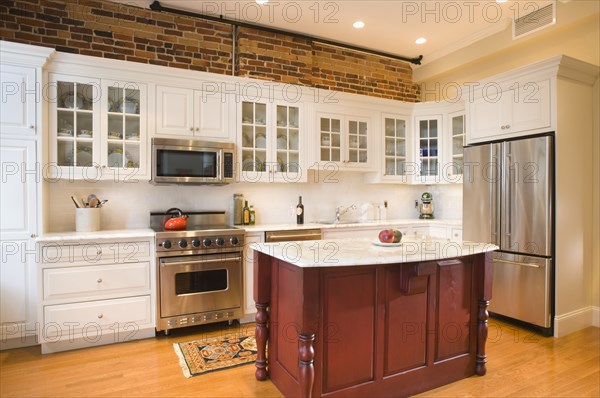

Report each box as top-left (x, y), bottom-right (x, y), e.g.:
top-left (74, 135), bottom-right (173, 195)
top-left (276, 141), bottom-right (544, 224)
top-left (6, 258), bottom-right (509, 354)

top-left (164, 208), bottom-right (188, 230)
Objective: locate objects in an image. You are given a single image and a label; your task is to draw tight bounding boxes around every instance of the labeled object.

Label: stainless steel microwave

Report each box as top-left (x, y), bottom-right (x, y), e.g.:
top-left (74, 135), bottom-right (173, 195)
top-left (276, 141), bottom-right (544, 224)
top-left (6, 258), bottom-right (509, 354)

top-left (151, 137), bottom-right (235, 185)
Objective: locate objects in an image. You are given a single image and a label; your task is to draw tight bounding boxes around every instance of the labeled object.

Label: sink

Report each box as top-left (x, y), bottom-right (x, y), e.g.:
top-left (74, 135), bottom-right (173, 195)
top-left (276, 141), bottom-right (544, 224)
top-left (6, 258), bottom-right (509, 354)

top-left (317, 220), bottom-right (365, 225)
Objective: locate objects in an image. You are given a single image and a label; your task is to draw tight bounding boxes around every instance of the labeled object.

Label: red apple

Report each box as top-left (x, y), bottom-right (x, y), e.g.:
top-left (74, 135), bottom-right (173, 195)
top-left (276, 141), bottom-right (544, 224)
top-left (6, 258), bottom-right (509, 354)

top-left (378, 229), bottom-right (395, 243)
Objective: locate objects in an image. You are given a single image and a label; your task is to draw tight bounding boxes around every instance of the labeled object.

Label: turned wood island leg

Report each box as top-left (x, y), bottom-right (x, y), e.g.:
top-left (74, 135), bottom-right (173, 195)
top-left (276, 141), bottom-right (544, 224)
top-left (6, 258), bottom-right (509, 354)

top-left (253, 251), bottom-right (272, 381)
top-left (476, 299), bottom-right (490, 375)
top-left (298, 333), bottom-right (315, 398)
top-left (255, 303), bottom-right (269, 381)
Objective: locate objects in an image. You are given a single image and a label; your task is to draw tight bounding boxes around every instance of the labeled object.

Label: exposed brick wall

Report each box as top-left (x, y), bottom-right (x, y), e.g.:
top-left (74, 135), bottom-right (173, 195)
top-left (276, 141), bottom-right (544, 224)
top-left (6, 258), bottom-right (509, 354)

top-left (312, 43), bottom-right (420, 102)
top-left (0, 0), bottom-right (233, 74)
top-left (237, 27), bottom-right (313, 86)
top-left (1, 0), bottom-right (420, 102)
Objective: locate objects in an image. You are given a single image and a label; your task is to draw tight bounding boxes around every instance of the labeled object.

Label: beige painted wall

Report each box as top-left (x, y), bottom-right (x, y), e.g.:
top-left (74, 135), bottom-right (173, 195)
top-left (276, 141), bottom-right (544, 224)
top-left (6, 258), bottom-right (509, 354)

top-left (593, 77), bottom-right (600, 318)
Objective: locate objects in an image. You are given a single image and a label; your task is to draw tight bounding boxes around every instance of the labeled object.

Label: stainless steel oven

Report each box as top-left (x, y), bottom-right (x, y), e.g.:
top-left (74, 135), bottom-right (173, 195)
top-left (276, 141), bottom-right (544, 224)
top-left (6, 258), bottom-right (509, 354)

top-left (159, 253), bottom-right (242, 320)
top-left (152, 211), bottom-right (244, 334)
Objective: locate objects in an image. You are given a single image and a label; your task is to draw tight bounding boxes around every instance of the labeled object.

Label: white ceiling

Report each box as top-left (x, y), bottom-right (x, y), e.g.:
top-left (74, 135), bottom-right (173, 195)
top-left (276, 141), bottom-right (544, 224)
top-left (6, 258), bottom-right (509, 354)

top-left (111, 0), bottom-right (597, 67)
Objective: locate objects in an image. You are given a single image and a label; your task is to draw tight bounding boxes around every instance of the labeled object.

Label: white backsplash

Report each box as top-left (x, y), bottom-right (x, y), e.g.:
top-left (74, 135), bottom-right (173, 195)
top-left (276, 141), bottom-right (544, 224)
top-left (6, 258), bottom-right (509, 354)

top-left (45, 171), bottom-right (462, 232)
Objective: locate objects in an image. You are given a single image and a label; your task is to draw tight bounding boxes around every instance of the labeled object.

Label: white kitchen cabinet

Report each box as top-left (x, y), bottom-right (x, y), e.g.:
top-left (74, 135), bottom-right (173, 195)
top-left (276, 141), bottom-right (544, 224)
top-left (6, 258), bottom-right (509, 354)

top-left (242, 233), bottom-right (263, 320)
top-left (317, 113), bottom-right (372, 170)
top-left (413, 115), bottom-right (443, 184)
top-left (48, 74), bottom-right (149, 181)
top-left (0, 139), bottom-right (38, 349)
top-left (380, 114), bottom-right (412, 183)
top-left (443, 111), bottom-right (465, 183)
top-left (0, 64), bottom-right (36, 137)
top-left (239, 100), bottom-right (305, 183)
top-left (467, 79), bottom-right (551, 144)
top-left (155, 85), bottom-right (230, 140)
top-left (37, 237), bottom-right (155, 354)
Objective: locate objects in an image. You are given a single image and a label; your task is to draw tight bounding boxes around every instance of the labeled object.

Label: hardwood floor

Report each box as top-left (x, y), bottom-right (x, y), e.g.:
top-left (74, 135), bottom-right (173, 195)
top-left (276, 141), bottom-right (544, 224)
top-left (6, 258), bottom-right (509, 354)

top-left (1, 319), bottom-right (598, 397)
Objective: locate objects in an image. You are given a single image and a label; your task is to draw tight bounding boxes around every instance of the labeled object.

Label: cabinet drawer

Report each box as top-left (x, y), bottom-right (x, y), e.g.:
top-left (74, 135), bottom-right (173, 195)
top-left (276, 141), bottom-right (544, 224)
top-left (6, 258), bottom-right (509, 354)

top-left (41, 241), bottom-right (151, 264)
top-left (44, 296), bottom-right (152, 334)
top-left (43, 262), bottom-right (150, 300)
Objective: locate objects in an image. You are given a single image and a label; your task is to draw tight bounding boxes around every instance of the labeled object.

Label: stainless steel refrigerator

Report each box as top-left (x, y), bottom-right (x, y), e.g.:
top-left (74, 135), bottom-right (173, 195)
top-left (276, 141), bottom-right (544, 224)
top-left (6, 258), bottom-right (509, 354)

top-left (463, 135), bottom-right (553, 333)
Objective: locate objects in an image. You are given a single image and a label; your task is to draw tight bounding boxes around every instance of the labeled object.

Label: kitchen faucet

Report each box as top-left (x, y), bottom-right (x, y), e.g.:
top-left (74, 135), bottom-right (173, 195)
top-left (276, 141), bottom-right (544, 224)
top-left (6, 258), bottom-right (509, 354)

top-left (335, 204), bottom-right (357, 222)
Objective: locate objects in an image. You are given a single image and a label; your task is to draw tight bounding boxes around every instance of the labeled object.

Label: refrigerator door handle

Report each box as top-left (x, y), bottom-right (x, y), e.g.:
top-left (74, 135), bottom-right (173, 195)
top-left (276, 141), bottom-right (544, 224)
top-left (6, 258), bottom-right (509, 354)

top-left (493, 258), bottom-right (543, 269)
top-left (506, 152), bottom-right (512, 238)
top-left (491, 144), bottom-right (501, 246)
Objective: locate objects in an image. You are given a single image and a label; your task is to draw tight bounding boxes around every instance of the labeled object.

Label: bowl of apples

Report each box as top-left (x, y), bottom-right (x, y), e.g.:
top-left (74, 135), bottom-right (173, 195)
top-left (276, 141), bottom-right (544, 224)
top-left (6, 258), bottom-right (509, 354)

top-left (372, 229), bottom-right (403, 247)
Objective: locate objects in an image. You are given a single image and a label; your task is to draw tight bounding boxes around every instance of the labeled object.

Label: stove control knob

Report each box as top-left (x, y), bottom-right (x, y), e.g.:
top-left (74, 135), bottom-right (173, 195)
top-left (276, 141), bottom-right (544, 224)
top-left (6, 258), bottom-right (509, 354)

top-left (230, 237), bottom-right (239, 245)
top-left (162, 240), bottom-right (172, 249)
top-left (178, 239), bottom-right (187, 248)
top-left (203, 238), bottom-right (212, 247)
top-left (191, 239), bottom-right (201, 248)
top-left (216, 238), bottom-right (225, 246)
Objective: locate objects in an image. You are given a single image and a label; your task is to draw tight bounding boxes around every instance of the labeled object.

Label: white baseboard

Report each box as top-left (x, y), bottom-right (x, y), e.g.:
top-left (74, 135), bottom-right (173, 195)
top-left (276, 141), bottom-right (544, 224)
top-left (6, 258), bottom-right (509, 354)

top-left (554, 306), bottom-right (598, 337)
top-left (0, 334), bottom-right (38, 351)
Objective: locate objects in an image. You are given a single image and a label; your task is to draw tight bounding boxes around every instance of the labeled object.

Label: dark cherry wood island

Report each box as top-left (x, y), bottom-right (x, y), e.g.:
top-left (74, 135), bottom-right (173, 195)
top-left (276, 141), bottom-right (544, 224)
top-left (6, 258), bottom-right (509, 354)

top-left (252, 238), bottom-right (497, 398)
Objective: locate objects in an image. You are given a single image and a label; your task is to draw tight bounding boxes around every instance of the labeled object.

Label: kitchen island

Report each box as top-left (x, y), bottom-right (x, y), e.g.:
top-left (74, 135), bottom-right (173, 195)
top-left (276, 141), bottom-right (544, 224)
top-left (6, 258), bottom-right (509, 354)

top-left (251, 238), bottom-right (498, 398)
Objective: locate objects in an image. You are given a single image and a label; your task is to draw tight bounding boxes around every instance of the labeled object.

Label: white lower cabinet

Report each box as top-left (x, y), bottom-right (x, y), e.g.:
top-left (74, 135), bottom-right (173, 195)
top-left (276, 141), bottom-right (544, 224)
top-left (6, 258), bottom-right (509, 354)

top-left (242, 233), bottom-right (263, 321)
top-left (38, 237), bottom-right (155, 353)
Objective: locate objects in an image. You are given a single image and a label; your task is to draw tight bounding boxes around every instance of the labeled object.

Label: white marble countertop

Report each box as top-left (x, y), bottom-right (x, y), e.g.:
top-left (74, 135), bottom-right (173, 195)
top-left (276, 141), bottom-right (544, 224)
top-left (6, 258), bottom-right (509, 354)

top-left (37, 228), bottom-right (155, 242)
top-left (242, 219), bottom-right (461, 233)
top-left (251, 237), bottom-right (497, 268)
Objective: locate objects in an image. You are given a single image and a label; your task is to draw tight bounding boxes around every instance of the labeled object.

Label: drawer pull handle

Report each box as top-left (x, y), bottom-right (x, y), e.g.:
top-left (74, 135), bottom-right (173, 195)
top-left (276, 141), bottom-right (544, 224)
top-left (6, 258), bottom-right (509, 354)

top-left (97, 278), bottom-right (103, 283)
top-left (98, 314), bottom-right (103, 319)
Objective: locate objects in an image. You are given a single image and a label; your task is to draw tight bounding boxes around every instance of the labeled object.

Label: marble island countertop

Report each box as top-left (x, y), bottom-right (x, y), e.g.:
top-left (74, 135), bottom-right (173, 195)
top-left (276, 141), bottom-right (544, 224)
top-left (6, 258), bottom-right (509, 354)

top-left (251, 237), bottom-right (498, 268)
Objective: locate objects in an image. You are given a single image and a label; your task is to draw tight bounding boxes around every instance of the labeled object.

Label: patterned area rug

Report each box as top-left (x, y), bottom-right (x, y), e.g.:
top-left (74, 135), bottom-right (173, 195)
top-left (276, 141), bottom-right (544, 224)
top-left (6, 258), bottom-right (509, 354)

top-left (174, 330), bottom-right (257, 378)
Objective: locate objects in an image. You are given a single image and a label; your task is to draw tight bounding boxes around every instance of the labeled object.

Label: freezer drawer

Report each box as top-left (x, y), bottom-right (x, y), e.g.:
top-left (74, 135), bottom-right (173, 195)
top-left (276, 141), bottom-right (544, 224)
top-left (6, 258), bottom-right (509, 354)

top-left (488, 253), bottom-right (552, 328)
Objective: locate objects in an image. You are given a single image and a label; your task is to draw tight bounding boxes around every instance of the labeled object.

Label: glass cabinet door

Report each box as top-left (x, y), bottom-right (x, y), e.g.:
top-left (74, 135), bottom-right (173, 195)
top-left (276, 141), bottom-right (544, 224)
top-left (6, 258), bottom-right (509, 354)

top-left (275, 105), bottom-right (300, 173)
top-left (241, 101), bottom-right (267, 173)
top-left (106, 84), bottom-right (141, 169)
top-left (347, 119), bottom-right (368, 164)
top-left (451, 114), bottom-right (465, 176)
top-left (55, 81), bottom-right (96, 167)
top-left (319, 116), bottom-right (341, 163)
top-left (384, 117), bottom-right (407, 176)
top-left (418, 118), bottom-right (439, 177)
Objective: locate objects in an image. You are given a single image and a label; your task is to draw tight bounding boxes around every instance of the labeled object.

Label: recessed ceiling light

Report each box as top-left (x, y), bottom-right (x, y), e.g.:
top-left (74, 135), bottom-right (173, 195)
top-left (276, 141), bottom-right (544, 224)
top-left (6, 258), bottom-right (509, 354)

top-left (352, 21), bottom-right (365, 29)
top-left (256, 0), bottom-right (269, 5)
top-left (415, 37), bottom-right (427, 44)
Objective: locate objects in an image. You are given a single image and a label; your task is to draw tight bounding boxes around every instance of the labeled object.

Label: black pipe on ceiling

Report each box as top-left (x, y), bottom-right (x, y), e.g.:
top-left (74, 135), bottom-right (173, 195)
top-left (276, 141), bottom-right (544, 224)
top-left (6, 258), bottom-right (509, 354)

top-left (149, 0), bottom-right (423, 65)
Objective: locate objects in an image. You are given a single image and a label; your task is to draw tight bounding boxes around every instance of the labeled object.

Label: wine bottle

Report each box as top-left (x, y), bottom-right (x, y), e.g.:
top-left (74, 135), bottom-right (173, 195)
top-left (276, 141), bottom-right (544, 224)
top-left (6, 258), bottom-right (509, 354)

top-left (296, 196), bottom-right (304, 224)
top-left (242, 200), bottom-right (250, 225)
top-left (249, 205), bottom-right (256, 225)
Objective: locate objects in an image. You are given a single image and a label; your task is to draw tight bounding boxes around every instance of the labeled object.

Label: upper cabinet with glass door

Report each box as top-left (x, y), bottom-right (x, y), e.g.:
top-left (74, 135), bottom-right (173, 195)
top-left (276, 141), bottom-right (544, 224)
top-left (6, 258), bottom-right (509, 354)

top-left (382, 115), bottom-right (410, 182)
top-left (317, 113), bottom-right (371, 170)
top-left (104, 81), bottom-right (147, 179)
top-left (239, 100), bottom-right (303, 182)
top-left (51, 75), bottom-right (101, 176)
top-left (414, 116), bottom-right (442, 184)
top-left (49, 74), bottom-right (147, 180)
top-left (445, 111), bottom-right (465, 183)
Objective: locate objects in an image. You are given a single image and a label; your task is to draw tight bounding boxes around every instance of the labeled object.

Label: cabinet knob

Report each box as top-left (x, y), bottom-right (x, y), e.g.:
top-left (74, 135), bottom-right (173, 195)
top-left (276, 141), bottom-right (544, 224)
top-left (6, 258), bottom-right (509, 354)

top-left (189, 127), bottom-right (194, 132)
top-left (29, 125), bottom-right (35, 129)
top-left (98, 314), bottom-right (103, 319)
top-left (97, 278), bottom-right (103, 283)
top-left (97, 248), bottom-right (102, 255)
top-left (195, 127), bottom-right (200, 132)
top-left (506, 125), bottom-right (510, 129)
top-left (501, 125), bottom-right (506, 130)
top-left (30, 233), bottom-right (37, 238)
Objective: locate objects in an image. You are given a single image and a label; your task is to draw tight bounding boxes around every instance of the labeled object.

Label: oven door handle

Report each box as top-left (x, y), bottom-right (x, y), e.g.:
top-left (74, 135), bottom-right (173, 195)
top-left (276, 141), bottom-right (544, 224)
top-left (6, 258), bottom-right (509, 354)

top-left (160, 256), bottom-right (242, 266)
